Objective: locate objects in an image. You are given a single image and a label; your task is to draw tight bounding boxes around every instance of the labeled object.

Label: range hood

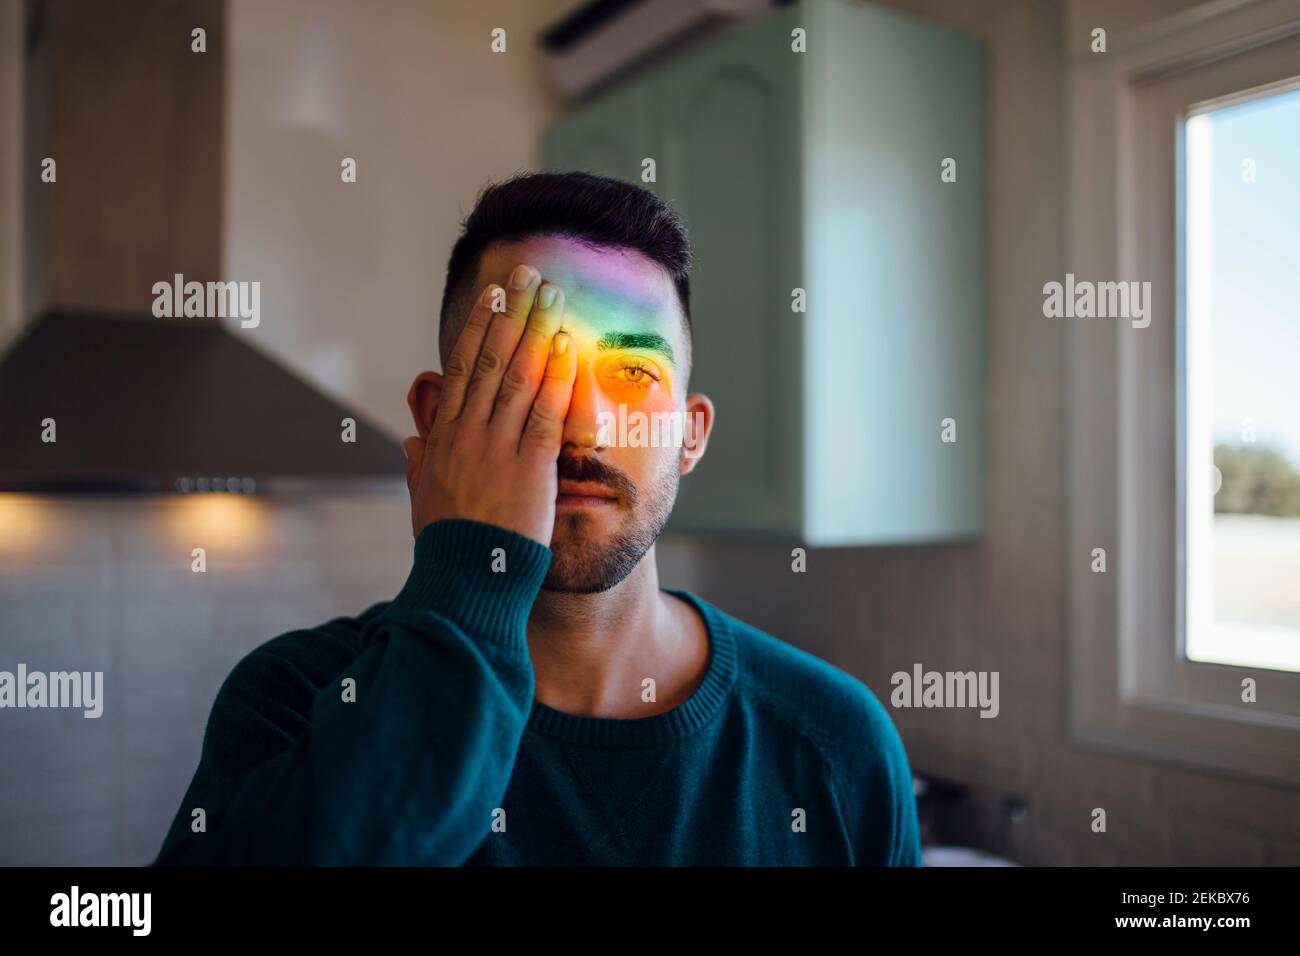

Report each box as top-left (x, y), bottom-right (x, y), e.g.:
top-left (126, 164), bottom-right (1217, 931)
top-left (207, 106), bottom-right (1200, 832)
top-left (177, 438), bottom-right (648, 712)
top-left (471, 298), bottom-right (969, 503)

top-left (0, 311), bottom-right (404, 493)
top-left (6, 0), bottom-right (404, 493)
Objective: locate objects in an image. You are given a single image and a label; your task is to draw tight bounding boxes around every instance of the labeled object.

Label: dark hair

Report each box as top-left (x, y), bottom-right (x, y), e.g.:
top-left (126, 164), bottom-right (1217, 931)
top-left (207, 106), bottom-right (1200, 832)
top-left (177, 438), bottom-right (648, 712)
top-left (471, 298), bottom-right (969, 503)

top-left (438, 171), bottom-right (694, 367)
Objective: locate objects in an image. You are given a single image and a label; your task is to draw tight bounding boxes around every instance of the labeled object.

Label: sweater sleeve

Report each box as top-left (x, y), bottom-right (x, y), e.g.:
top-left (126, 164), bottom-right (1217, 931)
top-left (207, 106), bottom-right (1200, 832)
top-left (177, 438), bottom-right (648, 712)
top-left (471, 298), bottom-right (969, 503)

top-left (153, 519), bottom-right (549, 866)
top-left (887, 751), bottom-right (924, 867)
top-left (875, 706), bottom-right (923, 867)
top-left (840, 684), bottom-right (924, 867)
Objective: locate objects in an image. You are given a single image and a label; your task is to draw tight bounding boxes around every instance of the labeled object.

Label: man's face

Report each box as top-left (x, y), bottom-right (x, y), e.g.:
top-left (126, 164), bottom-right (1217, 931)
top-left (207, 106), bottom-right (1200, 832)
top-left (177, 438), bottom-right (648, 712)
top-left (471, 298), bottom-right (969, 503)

top-left (472, 235), bottom-right (712, 593)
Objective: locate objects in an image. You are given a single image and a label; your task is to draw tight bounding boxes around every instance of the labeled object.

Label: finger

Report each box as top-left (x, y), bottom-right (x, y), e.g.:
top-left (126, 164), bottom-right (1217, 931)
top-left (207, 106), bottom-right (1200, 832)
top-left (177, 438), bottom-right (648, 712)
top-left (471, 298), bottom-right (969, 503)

top-left (403, 436), bottom-right (424, 491)
top-left (490, 281), bottom-right (565, 436)
top-left (461, 263), bottom-right (540, 425)
top-left (434, 283), bottom-right (500, 427)
top-left (520, 331), bottom-right (577, 455)
top-left (402, 435), bottom-right (425, 536)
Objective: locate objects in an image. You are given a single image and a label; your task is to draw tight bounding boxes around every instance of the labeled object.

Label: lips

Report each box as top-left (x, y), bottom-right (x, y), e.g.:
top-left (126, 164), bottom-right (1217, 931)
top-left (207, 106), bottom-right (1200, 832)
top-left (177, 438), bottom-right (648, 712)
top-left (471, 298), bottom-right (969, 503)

top-left (559, 481), bottom-right (618, 504)
top-left (557, 480), bottom-right (619, 506)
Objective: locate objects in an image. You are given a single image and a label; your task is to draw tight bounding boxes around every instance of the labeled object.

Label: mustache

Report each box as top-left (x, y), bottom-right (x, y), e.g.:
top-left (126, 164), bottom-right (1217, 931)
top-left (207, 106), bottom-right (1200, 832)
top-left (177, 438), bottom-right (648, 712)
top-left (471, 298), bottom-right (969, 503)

top-left (556, 454), bottom-right (638, 504)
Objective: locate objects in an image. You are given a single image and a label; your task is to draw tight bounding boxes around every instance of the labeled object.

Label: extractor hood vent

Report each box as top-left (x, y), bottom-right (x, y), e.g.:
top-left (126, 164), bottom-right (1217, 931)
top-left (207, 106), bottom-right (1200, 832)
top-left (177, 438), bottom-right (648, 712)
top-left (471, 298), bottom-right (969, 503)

top-left (0, 311), bottom-right (405, 493)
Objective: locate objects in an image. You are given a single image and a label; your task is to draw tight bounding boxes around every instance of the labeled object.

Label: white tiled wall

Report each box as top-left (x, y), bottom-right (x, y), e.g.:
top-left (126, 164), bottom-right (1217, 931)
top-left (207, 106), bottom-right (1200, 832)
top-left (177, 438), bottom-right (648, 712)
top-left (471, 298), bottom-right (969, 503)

top-left (0, 486), bottom-right (415, 865)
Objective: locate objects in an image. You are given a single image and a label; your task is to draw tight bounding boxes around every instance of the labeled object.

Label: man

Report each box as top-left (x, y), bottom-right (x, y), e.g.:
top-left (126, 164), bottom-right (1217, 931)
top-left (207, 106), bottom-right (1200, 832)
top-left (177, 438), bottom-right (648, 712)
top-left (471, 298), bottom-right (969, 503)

top-left (156, 171), bottom-right (922, 866)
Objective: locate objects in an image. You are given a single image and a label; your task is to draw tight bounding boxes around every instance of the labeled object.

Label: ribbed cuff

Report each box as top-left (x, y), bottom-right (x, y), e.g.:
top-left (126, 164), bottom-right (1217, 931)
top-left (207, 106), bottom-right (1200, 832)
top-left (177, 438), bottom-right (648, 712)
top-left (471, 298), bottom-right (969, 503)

top-left (388, 519), bottom-right (552, 648)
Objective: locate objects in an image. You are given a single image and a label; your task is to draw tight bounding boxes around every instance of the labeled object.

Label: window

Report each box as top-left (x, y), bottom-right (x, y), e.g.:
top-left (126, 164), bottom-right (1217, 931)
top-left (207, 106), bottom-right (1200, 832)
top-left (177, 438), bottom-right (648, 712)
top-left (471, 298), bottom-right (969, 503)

top-left (1066, 0), bottom-right (1300, 787)
top-left (1184, 83), bottom-right (1300, 674)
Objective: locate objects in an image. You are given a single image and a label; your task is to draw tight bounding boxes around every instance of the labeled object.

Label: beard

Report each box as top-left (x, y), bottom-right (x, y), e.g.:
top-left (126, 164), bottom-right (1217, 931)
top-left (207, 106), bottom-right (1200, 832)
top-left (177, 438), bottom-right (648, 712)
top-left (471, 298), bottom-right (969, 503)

top-left (543, 449), bottom-right (680, 594)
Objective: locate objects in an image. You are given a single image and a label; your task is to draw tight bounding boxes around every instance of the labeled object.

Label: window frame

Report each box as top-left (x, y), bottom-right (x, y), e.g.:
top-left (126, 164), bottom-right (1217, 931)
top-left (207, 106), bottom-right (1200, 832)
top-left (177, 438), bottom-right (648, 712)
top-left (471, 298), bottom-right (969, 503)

top-left (1066, 0), bottom-right (1300, 788)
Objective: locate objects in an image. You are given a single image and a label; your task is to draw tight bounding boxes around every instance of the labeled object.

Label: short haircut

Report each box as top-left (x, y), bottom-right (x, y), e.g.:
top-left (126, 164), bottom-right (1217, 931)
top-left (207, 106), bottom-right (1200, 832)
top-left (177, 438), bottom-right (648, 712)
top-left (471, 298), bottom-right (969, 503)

top-left (437, 171), bottom-right (694, 369)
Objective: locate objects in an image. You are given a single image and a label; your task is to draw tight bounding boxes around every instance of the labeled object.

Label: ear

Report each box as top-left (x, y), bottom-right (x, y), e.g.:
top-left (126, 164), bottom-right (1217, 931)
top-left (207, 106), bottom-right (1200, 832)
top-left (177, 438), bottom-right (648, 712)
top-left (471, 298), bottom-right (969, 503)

top-left (679, 392), bottom-right (715, 476)
top-left (407, 371), bottom-right (445, 438)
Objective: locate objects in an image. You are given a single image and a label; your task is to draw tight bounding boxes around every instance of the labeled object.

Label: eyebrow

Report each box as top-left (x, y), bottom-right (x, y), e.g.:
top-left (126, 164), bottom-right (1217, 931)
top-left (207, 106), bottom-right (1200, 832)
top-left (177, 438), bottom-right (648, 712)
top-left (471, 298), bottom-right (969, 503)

top-left (596, 331), bottom-right (676, 366)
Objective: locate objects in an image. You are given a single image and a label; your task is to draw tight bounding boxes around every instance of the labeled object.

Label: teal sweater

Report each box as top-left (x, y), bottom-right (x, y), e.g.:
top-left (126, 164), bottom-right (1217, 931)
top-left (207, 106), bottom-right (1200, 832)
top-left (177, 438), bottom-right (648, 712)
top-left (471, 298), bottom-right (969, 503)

top-left (155, 520), bottom-right (922, 866)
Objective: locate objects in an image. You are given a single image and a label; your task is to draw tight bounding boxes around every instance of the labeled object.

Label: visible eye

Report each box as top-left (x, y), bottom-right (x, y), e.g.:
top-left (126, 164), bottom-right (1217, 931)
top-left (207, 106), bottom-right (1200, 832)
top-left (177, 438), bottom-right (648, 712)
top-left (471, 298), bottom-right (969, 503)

top-left (613, 360), bottom-right (661, 385)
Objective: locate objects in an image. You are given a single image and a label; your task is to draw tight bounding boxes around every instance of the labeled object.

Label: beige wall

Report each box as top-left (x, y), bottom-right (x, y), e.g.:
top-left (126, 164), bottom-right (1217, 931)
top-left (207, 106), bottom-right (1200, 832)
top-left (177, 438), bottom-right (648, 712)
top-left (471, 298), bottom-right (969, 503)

top-left (223, 0), bottom-right (578, 439)
top-left (1064, 0), bottom-right (1212, 53)
top-left (0, 0), bottom-right (21, 350)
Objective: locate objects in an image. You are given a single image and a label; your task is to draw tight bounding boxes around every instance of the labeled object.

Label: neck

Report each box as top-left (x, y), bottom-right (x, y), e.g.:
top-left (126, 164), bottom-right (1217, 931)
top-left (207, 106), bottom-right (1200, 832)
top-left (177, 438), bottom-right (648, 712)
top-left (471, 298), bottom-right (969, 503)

top-left (526, 544), bottom-right (707, 718)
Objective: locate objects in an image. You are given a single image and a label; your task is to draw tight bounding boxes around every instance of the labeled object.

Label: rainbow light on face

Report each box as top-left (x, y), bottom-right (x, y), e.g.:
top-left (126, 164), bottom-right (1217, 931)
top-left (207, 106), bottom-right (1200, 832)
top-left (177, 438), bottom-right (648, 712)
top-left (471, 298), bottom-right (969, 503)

top-left (556, 318), bottom-right (676, 411)
top-left (545, 277), bottom-right (682, 414)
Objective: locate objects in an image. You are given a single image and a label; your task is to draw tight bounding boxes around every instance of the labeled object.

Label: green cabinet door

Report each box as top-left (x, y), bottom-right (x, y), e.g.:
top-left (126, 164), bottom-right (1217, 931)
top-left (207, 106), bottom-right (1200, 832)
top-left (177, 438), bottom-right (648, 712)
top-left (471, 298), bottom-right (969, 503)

top-left (650, 5), bottom-right (806, 534)
top-left (541, 80), bottom-right (651, 181)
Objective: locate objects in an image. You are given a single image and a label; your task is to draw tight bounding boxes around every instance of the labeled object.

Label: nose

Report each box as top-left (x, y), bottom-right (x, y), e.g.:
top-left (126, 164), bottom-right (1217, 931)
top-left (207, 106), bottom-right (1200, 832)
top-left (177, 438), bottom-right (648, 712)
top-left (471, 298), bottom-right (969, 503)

top-left (561, 360), bottom-right (614, 451)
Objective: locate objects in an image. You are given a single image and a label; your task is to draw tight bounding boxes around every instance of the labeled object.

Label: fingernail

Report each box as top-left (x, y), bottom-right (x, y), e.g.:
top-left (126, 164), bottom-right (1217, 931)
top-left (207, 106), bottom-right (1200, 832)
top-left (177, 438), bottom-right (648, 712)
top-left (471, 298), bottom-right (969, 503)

top-left (552, 331), bottom-right (570, 356)
top-left (537, 283), bottom-right (557, 309)
top-left (510, 264), bottom-right (535, 290)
